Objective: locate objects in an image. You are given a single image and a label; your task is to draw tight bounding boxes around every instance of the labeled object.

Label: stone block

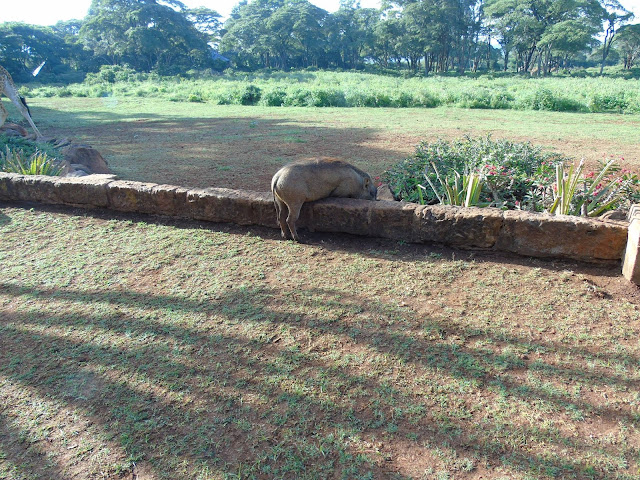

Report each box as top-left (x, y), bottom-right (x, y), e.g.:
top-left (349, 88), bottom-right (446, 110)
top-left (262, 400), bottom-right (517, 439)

top-left (185, 188), bottom-right (275, 227)
top-left (53, 175), bottom-right (112, 207)
top-left (623, 205), bottom-right (640, 283)
top-left (497, 210), bottom-right (627, 262)
top-left (107, 180), bottom-right (160, 213)
top-left (412, 204), bottom-right (504, 248)
top-left (299, 197), bottom-right (378, 236)
top-left (149, 184), bottom-right (190, 217)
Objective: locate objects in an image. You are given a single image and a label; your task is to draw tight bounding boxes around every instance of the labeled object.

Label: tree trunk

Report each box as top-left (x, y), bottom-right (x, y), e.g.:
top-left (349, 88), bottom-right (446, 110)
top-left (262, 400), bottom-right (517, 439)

top-left (600, 23), bottom-right (615, 75)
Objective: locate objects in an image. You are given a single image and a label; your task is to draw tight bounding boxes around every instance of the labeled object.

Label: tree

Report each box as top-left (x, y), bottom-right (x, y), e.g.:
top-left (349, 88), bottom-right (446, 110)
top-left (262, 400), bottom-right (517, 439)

top-left (221, 0), bottom-right (286, 69)
top-left (616, 23), bottom-right (640, 68)
top-left (598, 0), bottom-right (633, 74)
top-left (0, 23), bottom-right (74, 81)
top-left (79, 0), bottom-right (212, 72)
top-left (289, 2), bottom-right (328, 67)
top-left (485, 0), bottom-right (609, 74)
top-left (326, 2), bottom-right (380, 69)
top-left (186, 7), bottom-right (223, 48)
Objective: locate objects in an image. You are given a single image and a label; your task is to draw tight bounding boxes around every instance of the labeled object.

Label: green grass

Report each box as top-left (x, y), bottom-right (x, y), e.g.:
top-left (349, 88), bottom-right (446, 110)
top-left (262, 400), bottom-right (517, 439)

top-left (1, 204), bottom-right (639, 479)
top-left (22, 70), bottom-right (640, 113)
top-left (4, 97), bottom-right (639, 192)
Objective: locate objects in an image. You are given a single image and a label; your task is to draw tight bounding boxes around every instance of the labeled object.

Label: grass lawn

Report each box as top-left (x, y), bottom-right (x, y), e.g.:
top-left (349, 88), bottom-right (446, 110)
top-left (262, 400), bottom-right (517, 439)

top-left (1, 97), bottom-right (640, 479)
top-left (14, 98), bottom-right (640, 191)
top-left (1, 204), bottom-right (639, 479)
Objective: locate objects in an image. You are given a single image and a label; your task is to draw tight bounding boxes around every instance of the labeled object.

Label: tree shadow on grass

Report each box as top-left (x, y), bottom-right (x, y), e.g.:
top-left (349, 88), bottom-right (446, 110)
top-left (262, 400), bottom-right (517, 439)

top-left (0, 412), bottom-right (69, 480)
top-left (30, 105), bottom-right (415, 191)
top-left (1, 279), bottom-right (638, 479)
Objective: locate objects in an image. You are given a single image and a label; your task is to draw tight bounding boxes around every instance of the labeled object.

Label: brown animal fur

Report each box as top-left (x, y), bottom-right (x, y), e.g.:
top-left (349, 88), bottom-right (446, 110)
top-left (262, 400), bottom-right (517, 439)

top-left (271, 158), bottom-right (377, 241)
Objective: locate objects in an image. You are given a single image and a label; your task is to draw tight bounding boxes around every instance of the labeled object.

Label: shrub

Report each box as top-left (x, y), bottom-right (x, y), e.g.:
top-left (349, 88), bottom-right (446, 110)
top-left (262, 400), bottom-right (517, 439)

top-left (552, 96), bottom-right (584, 112)
top-left (456, 88), bottom-right (493, 109)
top-left (489, 92), bottom-right (514, 109)
top-left (588, 92), bottom-right (628, 112)
top-left (549, 159), bottom-right (640, 216)
top-left (306, 88), bottom-right (346, 107)
top-left (0, 134), bottom-right (61, 159)
top-left (384, 135), bottom-right (639, 216)
top-left (531, 88), bottom-right (557, 110)
top-left (282, 87), bottom-right (310, 106)
top-left (85, 65), bottom-right (142, 84)
top-left (260, 88), bottom-right (287, 106)
top-left (56, 88), bottom-right (73, 98)
top-left (239, 84), bottom-right (262, 105)
top-left (383, 135), bottom-right (564, 209)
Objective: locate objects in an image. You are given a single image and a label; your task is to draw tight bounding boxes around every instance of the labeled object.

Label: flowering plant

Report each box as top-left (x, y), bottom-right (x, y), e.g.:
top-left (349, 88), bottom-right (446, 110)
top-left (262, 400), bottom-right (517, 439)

top-left (548, 159), bottom-right (639, 216)
top-left (383, 136), bottom-right (639, 217)
top-left (383, 135), bottom-right (563, 208)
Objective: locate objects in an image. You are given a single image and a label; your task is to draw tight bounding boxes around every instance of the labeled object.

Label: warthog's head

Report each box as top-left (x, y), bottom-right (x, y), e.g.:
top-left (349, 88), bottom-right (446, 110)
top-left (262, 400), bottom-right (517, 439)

top-left (361, 173), bottom-right (378, 200)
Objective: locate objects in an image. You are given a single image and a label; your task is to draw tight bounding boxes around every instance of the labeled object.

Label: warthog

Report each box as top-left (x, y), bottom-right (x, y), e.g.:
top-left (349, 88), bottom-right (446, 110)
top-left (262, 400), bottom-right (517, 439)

top-left (271, 158), bottom-right (378, 241)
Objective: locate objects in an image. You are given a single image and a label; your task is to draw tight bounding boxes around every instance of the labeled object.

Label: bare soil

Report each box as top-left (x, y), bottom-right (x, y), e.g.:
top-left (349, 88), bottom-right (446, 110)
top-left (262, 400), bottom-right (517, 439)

top-left (43, 112), bottom-right (640, 305)
top-left (5, 107), bottom-right (638, 479)
top-left (47, 109), bottom-right (640, 193)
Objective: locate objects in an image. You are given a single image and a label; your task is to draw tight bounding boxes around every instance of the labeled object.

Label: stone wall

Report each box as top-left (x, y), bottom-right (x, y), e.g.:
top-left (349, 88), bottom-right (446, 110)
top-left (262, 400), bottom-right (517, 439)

top-left (0, 172), bottom-right (629, 265)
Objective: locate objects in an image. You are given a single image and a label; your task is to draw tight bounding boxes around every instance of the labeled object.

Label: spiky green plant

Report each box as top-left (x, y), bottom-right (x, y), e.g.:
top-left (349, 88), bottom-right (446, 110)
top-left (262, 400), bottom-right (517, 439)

top-left (0, 146), bottom-right (64, 176)
top-left (549, 159), bottom-right (634, 216)
top-left (419, 162), bottom-right (486, 207)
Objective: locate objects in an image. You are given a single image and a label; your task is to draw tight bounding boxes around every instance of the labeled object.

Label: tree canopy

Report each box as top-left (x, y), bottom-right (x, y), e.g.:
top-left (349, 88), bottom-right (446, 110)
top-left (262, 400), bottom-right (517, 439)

top-left (0, 0), bottom-right (638, 79)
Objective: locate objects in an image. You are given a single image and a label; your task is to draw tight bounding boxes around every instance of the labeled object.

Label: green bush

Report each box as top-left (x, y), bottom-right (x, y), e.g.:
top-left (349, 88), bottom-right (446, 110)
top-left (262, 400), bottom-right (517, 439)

top-left (22, 70), bottom-right (640, 114)
top-left (588, 92), bottom-right (628, 112)
top-left (260, 88), bottom-right (287, 106)
top-left (0, 134), bottom-right (61, 159)
top-left (531, 88), bottom-right (557, 110)
top-left (239, 84), bottom-right (262, 105)
top-left (85, 64), bottom-right (144, 84)
top-left (383, 135), bottom-right (564, 209)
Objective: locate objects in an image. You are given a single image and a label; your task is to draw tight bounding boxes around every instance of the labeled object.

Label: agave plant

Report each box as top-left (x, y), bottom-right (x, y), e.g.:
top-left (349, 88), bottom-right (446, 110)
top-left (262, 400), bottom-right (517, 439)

top-left (419, 161), bottom-right (487, 207)
top-left (549, 158), bottom-right (636, 216)
top-left (0, 146), bottom-right (64, 176)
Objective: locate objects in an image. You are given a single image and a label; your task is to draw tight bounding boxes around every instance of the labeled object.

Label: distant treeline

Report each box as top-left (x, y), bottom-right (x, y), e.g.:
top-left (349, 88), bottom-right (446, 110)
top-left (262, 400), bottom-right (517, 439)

top-left (1, 0), bottom-right (640, 82)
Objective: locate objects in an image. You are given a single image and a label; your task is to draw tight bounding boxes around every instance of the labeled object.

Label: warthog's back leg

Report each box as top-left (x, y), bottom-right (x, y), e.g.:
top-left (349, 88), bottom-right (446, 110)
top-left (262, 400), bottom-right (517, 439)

top-left (274, 195), bottom-right (291, 239)
top-left (285, 200), bottom-right (304, 242)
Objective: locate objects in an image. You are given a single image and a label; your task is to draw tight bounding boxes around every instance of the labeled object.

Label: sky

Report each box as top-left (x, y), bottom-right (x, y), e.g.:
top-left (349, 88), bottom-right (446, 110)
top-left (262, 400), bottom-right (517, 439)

top-left (1, 0), bottom-right (639, 26)
top-left (1, 0), bottom-right (379, 26)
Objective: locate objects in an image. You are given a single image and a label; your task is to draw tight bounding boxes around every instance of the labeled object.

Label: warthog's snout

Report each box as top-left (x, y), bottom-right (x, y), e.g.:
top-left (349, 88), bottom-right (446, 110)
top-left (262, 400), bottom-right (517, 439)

top-left (271, 158), bottom-right (377, 242)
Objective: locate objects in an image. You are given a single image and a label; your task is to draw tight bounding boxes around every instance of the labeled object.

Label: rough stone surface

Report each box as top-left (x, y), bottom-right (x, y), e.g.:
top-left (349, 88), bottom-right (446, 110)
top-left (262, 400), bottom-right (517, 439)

top-left (62, 145), bottom-right (111, 174)
top-left (53, 175), bottom-right (114, 207)
top-left (107, 180), bottom-right (159, 213)
top-left (150, 184), bottom-right (191, 217)
top-left (623, 205), bottom-right (640, 283)
top-left (412, 205), bottom-right (504, 248)
top-left (497, 210), bottom-right (627, 262)
top-left (0, 173), bottom-right (631, 265)
top-left (185, 188), bottom-right (275, 227)
top-left (297, 197), bottom-right (377, 236)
